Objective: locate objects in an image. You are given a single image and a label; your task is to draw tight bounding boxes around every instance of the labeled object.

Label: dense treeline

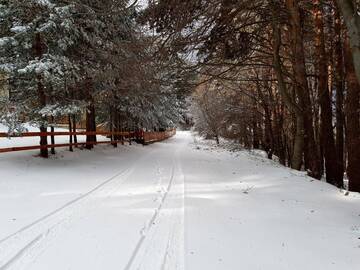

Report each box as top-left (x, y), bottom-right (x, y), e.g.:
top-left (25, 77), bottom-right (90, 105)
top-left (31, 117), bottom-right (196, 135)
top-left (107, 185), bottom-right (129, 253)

top-left (1, 0), bottom-right (359, 192)
top-left (0, 0), bottom-right (188, 157)
top-left (140, 0), bottom-right (360, 192)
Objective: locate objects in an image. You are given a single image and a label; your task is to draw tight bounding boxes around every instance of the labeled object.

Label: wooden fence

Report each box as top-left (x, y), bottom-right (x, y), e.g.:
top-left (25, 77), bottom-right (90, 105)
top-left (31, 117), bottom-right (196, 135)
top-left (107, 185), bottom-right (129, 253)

top-left (0, 129), bottom-right (176, 154)
top-left (143, 129), bottom-right (177, 144)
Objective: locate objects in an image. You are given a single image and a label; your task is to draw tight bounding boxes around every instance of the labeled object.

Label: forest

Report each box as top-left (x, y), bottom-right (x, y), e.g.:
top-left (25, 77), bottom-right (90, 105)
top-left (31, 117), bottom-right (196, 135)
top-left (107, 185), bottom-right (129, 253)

top-left (1, 0), bottom-right (360, 193)
top-left (0, 1), bottom-right (360, 269)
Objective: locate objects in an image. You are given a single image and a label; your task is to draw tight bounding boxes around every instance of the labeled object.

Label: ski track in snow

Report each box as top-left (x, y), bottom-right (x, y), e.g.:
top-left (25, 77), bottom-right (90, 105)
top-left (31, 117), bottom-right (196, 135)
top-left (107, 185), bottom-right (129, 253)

top-left (124, 148), bottom-right (185, 270)
top-left (0, 141), bottom-right (187, 270)
top-left (0, 166), bottom-right (132, 244)
top-left (124, 151), bottom-right (184, 270)
top-left (0, 166), bottom-right (135, 270)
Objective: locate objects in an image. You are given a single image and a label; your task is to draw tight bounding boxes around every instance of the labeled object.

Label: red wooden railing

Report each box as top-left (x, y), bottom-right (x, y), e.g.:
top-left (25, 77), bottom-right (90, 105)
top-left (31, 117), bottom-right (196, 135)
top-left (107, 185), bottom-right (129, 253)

top-left (0, 129), bottom-right (176, 154)
top-left (143, 129), bottom-right (177, 144)
top-left (0, 131), bottom-right (130, 138)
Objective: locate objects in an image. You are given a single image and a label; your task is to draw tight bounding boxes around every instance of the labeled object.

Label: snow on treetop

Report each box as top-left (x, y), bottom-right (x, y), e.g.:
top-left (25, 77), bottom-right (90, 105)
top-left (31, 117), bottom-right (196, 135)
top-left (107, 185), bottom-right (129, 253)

top-left (10, 25), bottom-right (30, 33)
top-left (0, 37), bottom-right (18, 48)
top-left (33, 0), bottom-right (55, 8)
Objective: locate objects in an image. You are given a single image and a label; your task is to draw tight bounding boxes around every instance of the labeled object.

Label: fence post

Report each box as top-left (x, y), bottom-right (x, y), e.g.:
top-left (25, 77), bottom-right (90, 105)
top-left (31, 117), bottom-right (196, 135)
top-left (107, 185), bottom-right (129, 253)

top-left (50, 116), bottom-right (55, 154)
top-left (68, 115), bottom-right (73, 152)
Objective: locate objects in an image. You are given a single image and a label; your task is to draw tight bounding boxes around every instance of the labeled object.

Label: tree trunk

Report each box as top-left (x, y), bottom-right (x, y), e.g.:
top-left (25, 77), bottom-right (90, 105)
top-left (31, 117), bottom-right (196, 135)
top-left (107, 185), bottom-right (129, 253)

top-left (314, 0), bottom-right (341, 186)
top-left (254, 93), bottom-right (262, 150)
top-left (110, 106), bottom-right (117, 147)
top-left (336, 0), bottom-right (360, 85)
top-left (344, 38), bottom-right (360, 192)
top-left (271, 5), bottom-right (304, 170)
top-left (274, 105), bottom-right (286, 165)
top-left (256, 80), bottom-right (275, 158)
top-left (252, 116), bottom-right (260, 149)
top-left (334, 5), bottom-right (345, 183)
top-left (50, 116), bottom-right (55, 155)
top-left (263, 106), bottom-right (274, 159)
top-left (86, 102), bottom-right (96, 150)
top-left (215, 134), bottom-right (220, 145)
top-left (72, 114), bottom-right (77, 145)
top-left (68, 115), bottom-right (73, 152)
top-left (34, 32), bottom-right (48, 158)
top-left (39, 124), bottom-right (48, 158)
top-left (286, 0), bottom-right (321, 179)
top-left (293, 114), bottom-right (305, 170)
top-left (85, 79), bottom-right (96, 150)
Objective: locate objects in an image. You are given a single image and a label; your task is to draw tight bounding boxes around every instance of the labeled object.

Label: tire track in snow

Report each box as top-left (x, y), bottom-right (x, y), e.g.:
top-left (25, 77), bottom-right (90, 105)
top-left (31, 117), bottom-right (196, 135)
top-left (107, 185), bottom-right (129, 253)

top-left (0, 165), bottom-right (136, 270)
top-left (124, 145), bottom-right (186, 270)
top-left (160, 224), bottom-right (176, 270)
top-left (0, 235), bottom-right (43, 270)
top-left (123, 164), bottom-right (176, 270)
top-left (0, 166), bottom-right (132, 244)
top-left (0, 147), bottom-right (160, 270)
top-left (173, 155), bottom-right (185, 270)
top-left (140, 158), bottom-right (185, 270)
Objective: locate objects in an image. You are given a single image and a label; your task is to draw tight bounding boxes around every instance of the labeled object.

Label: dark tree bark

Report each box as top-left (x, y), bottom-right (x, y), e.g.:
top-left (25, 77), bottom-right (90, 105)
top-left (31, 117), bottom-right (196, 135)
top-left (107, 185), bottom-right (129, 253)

top-left (286, 0), bottom-right (322, 179)
top-left (252, 118), bottom-right (260, 149)
top-left (336, 0), bottom-right (360, 85)
top-left (334, 5), bottom-right (345, 183)
top-left (256, 79), bottom-right (274, 159)
top-left (33, 32), bottom-right (48, 158)
top-left (72, 114), bottom-right (77, 146)
top-left (274, 104), bottom-right (286, 165)
top-left (68, 115), bottom-right (73, 152)
top-left (85, 79), bottom-right (96, 150)
top-left (114, 110), bottom-right (123, 145)
top-left (344, 39), bottom-right (360, 192)
top-left (271, 5), bottom-right (304, 170)
top-left (263, 105), bottom-right (274, 159)
top-left (86, 102), bottom-right (96, 150)
top-left (215, 134), bottom-right (220, 145)
top-left (50, 116), bottom-right (55, 155)
top-left (109, 106), bottom-right (116, 147)
top-left (314, 0), bottom-right (341, 186)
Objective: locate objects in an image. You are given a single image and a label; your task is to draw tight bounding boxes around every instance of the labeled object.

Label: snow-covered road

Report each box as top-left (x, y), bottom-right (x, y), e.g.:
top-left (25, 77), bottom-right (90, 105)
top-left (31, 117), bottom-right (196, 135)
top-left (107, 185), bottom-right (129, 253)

top-left (0, 131), bottom-right (359, 270)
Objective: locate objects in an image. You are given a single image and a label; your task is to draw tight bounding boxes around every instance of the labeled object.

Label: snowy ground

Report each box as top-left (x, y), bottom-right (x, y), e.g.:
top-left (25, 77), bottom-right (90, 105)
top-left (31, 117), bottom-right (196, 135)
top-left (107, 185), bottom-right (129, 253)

top-left (0, 129), bottom-right (359, 270)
